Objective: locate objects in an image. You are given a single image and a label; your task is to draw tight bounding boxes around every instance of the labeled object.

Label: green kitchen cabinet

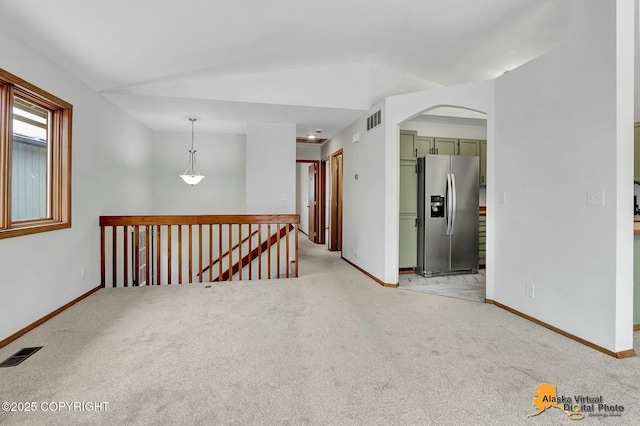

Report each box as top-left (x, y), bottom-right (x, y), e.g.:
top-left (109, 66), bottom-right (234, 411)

top-left (399, 157), bottom-right (417, 268)
top-left (400, 130), bottom-right (417, 159)
top-left (416, 136), bottom-right (434, 157)
top-left (434, 138), bottom-right (457, 155)
top-left (480, 140), bottom-right (487, 186)
top-left (479, 215), bottom-right (486, 267)
top-left (399, 160), bottom-right (417, 214)
top-left (634, 236), bottom-right (640, 325)
top-left (399, 216), bottom-right (417, 269)
top-left (634, 124), bottom-right (640, 181)
top-left (458, 139), bottom-right (481, 157)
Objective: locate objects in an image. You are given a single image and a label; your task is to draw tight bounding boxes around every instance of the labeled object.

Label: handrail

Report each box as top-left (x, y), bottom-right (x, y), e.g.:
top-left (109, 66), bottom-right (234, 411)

top-left (100, 214), bottom-right (300, 287)
top-left (199, 229), bottom-right (259, 276)
top-left (100, 214), bottom-right (299, 226)
top-left (216, 224), bottom-right (294, 282)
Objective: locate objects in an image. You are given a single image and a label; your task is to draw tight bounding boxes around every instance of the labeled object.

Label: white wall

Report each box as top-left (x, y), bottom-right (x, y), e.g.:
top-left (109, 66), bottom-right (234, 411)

top-left (321, 104), bottom-right (388, 278)
top-left (296, 144), bottom-right (321, 161)
top-left (0, 27), bottom-right (153, 342)
top-left (296, 163), bottom-right (310, 234)
top-left (245, 122), bottom-right (296, 214)
top-left (150, 132), bottom-right (245, 214)
top-left (492, 0), bottom-right (634, 352)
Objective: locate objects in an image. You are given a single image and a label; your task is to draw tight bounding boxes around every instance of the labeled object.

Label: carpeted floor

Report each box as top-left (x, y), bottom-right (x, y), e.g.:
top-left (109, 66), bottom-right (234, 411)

top-left (0, 234), bottom-right (638, 425)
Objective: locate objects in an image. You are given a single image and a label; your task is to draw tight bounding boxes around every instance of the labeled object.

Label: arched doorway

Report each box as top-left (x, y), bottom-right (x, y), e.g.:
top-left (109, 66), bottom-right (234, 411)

top-left (397, 105), bottom-right (488, 302)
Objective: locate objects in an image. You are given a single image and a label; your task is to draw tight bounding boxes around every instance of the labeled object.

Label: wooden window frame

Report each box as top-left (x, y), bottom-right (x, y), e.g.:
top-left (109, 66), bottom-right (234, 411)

top-left (0, 68), bottom-right (72, 239)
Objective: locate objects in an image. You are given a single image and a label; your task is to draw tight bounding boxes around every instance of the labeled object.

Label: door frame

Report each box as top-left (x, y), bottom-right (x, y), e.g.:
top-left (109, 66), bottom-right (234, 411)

top-left (296, 159), bottom-right (323, 244)
top-left (323, 149), bottom-right (343, 252)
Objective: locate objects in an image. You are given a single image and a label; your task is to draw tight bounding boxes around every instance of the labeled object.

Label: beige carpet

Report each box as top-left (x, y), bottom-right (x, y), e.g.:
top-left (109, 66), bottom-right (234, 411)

top-left (0, 234), bottom-right (638, 425)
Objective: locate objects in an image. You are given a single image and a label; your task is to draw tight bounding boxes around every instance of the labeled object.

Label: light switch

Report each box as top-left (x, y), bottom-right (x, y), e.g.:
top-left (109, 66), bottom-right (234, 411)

top-left (587, 190), bottom-right (604, 207)
top-left (280, 193), bottom-right (288, 201)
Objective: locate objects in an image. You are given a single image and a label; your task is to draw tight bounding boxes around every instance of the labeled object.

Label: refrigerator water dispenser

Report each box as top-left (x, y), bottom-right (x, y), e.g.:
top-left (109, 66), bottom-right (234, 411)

top-left (430, 195), bottom-right (445, 217)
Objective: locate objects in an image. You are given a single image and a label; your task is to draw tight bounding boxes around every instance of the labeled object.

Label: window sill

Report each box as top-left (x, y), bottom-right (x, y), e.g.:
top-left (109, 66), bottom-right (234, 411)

top-left (0, 221), bottom-right (71, 239)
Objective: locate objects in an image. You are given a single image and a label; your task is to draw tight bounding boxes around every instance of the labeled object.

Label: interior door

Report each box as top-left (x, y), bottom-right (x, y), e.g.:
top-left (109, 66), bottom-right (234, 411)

top-left (329, 152), bottom-right (343, 251)
top-left (308, 164), bottom-right (317, 242)
top-left (336, 154), bottom-right (343, 251)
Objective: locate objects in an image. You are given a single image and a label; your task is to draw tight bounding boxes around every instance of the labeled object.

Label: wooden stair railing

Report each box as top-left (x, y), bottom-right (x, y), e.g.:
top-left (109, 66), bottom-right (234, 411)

top-left (199, 229), bottom-right (259, 277)
top-left (99, 214), bottom-right (299, 287)
top-left (215, 224), bottom-right (294, 282)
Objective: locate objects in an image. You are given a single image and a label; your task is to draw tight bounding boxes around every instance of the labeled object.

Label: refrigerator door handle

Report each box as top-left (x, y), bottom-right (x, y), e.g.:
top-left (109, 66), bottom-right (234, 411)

top-left (446, 173), bottom-right (453, 235)
top-left (450, 173), bottom-right (457, 235)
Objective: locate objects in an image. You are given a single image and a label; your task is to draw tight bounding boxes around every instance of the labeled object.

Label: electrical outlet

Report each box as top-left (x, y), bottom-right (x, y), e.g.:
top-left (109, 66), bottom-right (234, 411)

top-left (587, 189), bottom-right (605, 206)
top-left (525, 282), bottom-right (535, 298)
top-left (81, 267), bottom-right (87, 280)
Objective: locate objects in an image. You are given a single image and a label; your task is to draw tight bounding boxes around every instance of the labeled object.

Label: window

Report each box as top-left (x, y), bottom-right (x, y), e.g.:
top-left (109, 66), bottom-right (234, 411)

top-left (0, 68), bottom-right (72, 239)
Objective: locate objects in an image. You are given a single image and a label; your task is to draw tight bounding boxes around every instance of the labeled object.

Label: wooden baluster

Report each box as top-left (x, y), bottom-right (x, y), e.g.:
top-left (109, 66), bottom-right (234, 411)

top-left (209, 224), bottom-right (213, 283)
top-left (228, 224), bottom-right (233, 281)
top-left (112, 227), bottom-right (117, 288)
top-left (285, 223), bottom-right (290, 278)
top-left (134, 226), bottom-right (140, 286)
top-left (178, 225), bottom-right (183, 284)
top-left (156, 226), bottom-right (161, 285)
top-left (238, 224), bottom-right (243, 280)
top-left (167, 226), bottom-right (172, 285)
top-left (218, 224), bottom-right (223, 282)
top-left (276, 224), bottom-right (281, 278)
top-left (295, 224), bottom-right (299, 277)
top-left (145, 225), bottom-right (150, 286)
top-left (258, 225), bottom-right (262, 279)
top-left (248, 224), bottom-right (252, 280)
top-left (100, 226), bottom-right (105, 288)
top-left (267, 224), bottom-right (272, 279)
top-left (123, 226), bottom-right (128, 287)
top-left (198, 224), bottom-right (203, 283)
top-left (189, 224), bottom-right (193, 284)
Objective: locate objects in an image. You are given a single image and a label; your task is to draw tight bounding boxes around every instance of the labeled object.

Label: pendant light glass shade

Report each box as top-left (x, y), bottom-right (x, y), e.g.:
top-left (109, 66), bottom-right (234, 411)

top-left (180, 118), bottom-right (205, 185)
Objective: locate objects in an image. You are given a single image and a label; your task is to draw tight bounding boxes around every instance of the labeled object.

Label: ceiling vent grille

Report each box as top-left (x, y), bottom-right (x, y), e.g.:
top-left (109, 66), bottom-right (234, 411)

top-left (366, 110), bottom-right (382, 131)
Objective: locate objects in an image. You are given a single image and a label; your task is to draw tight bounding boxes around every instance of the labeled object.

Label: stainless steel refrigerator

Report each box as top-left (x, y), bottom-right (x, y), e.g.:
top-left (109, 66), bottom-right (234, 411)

top-left (416, 155), bottom-right (479, 277)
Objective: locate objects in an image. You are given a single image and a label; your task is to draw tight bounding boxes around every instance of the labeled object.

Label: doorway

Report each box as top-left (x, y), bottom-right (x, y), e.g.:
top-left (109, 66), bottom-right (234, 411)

top-left (397, 106), bottom-right (487, 302)
top-left (323, 149), bottom-right (343, 252)
top-left (296, 159), bottom-right (323, 244)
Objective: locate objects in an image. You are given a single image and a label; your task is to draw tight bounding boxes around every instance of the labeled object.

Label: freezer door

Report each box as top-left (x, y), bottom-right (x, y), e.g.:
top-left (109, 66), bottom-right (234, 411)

top-left (419, 155), bottom-right (451, 275)
top-left (450, 155), bottom-right (479, 271)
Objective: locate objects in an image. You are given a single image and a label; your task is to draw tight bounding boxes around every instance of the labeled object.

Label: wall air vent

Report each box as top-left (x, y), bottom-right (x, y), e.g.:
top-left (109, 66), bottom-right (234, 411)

top-left (366, 110), bottom-right (382, 131)
top-left (296, 137), bottom-right (327, 144)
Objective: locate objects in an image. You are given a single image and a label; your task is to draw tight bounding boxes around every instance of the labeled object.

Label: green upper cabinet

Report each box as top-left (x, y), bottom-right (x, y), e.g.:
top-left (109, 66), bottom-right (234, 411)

top-left (400, 130), bottom-right (417, 159)
top-left (458, 139), bottom-right (480, 157)
top-left (634, 124), bottom-right (640, 182)
top-left (399, 160), bottom-right (417, 214)
top-left (416, 136), bottom-right (433, 157)
top-left (459, 139), bottom-right (481, 185)
top-left (480, 140), bottom-right (487, 186)
top-left (434, 138), bottom-right (457, 156)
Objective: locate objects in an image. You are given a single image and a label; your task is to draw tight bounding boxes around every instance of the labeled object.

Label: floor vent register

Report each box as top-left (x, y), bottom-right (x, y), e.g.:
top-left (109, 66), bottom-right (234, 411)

top-left (0, 347), bottom-right (43, 368)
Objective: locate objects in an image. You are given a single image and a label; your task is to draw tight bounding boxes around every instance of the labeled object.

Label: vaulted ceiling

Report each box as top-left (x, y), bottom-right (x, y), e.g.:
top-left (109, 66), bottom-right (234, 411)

top-left (0, 0), bottom-right (570, 138)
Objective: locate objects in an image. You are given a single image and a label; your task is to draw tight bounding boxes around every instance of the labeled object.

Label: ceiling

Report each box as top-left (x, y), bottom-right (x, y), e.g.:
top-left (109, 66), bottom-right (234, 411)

top-left (0, 0), bottom-right (570, 139)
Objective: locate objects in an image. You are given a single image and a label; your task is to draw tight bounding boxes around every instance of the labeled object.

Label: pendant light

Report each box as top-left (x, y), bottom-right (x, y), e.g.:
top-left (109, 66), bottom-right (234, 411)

top-left (179, 118), bottom-right (205, 185)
